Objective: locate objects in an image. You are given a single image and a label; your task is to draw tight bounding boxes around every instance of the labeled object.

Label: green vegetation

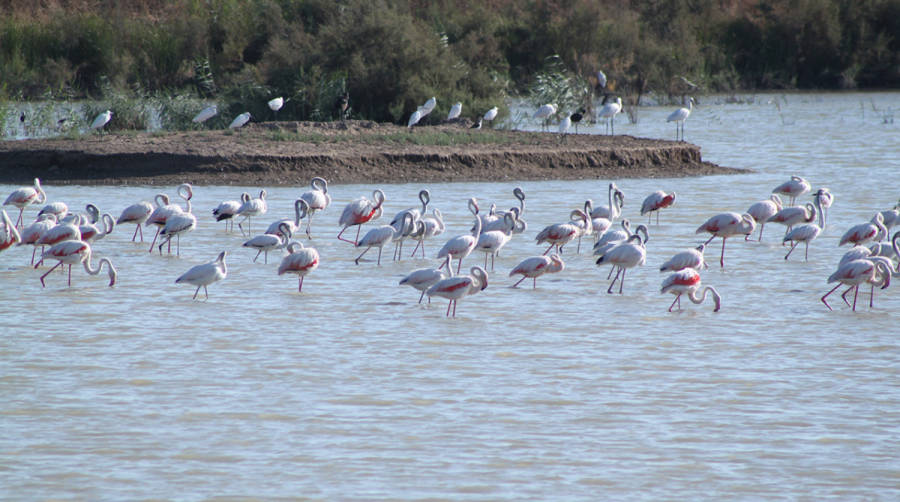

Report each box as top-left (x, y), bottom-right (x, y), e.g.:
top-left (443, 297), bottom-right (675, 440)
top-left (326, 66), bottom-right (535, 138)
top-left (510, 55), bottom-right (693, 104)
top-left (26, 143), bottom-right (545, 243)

top-left (1, 0), bottom-right (898, 130)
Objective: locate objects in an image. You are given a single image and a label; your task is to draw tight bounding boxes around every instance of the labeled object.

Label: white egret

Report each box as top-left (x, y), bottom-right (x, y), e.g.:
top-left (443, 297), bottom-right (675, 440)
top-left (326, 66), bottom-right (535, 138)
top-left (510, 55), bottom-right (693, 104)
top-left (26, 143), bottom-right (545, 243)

top-left (91, 110), bottom-right (112, 136)
top-left (447, 102), bottom-right (462, 120)
top-left (229, 112), bottom-right (252, 129)
top-left (192, 105), bottom-right (217, 124)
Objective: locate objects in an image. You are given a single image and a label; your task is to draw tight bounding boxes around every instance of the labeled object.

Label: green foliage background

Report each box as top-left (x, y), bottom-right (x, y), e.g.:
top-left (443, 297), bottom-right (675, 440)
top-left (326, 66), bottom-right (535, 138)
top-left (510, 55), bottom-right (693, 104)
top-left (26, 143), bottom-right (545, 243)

top-left (1, 0), bottom-right (897, 126)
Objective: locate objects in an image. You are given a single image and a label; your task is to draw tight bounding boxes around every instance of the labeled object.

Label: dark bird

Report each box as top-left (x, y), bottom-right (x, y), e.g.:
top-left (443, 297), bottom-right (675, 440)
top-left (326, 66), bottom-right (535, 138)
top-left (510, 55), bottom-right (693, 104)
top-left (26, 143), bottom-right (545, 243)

top-left (570, 108), bottom-right (586, 133)
top-left (19, 113), bottom-right (26, 123)
top-left (470, 118), bottom-right (482, 130)
top-left (335, 92), bottom-right (350, 122)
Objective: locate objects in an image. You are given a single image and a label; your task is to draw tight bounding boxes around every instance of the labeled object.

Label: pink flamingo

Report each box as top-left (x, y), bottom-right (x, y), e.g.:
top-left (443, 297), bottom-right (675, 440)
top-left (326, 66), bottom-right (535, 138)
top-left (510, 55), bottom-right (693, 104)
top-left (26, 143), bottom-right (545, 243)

top-left (80, 213), bottom-right (115, 243)
top-left (176, 251), bottom-right (227, 300)
top-left (696, 212), bottom-right (755, 267)
top-left (660, 268), bottom-right (721, 312)
top-left (437, 198), bottom-right (481, 274)
top-left (18, 213), bottom-right (56, 264)
top-left (535, 209), bottom-right (588, 255)
top-left (243, 223), bottom-right (291, 263)
top-left (278, 241), bottom-right (320, 292)
top-left (3, 178), bottom-right (46, 228)
top-left (772, 176), bottom-right (811, 205)
top-left (474, 212), bottom-right (516, 270)
top-left (0, 210), bottom-right (22, 252)
top-left (588, 183), bottom-right (624, 220)
top-left (337, 189), bottom-right (385, 244)
top-left (299, 177), bottom-right (332, 237)
top-left (37, 201), bottom-right (68, 220)
top-left (640, 190), bottom-right (676, 224)
top-left (822, 256), bottom-right (892, 311)
top-left (118, 195), bottom-right (162, 242)
top-left (146, 184), bottom-right (192, 253)
top-left (355, 213), bottom-right (414, 266)
top-left (265, 199), bottom-right (309, 237)
top-left (409, 208), bottom-right (445, 258)
top-left (839, 212), bottom-right (887, 247)
top-left (426, 265), bottom-right (489, 317)
top-left (509, 254), bottom-right (565, 289)
top-left (746, 194), bottom-right (782, 241)
top-left (767, 202), bottom-right (816, 243)
top-left (36, 239), bottom-right (117, 288)
top-left (157, 198), bottom-right (196, 256)
top-left (399, 267), bottom-right (447, 303)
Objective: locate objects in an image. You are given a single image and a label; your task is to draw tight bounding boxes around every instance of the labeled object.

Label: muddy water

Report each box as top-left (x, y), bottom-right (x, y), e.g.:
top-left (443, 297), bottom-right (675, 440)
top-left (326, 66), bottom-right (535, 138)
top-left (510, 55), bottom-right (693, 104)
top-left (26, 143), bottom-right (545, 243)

top-left (2, 92), bottom-right (899, 500)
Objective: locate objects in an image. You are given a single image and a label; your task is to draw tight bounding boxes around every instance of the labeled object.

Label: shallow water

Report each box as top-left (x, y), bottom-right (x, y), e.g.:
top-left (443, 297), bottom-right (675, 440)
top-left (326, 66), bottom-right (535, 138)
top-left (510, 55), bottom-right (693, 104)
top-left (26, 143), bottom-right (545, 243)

top-left (2, 92), bottom-right (899, 500)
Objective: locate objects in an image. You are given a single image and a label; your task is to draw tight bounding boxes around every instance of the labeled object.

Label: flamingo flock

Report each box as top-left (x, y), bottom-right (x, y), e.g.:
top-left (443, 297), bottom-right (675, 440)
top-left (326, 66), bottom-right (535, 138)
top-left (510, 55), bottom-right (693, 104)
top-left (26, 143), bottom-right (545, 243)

top-left (4, 174), bottom-right (898, 315)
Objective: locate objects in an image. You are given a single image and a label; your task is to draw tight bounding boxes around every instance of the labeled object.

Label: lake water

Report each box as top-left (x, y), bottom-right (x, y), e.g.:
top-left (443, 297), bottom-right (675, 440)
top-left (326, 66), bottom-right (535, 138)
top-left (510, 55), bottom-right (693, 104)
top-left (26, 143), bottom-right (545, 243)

top-left (2, 92), bottom-right (899, 500)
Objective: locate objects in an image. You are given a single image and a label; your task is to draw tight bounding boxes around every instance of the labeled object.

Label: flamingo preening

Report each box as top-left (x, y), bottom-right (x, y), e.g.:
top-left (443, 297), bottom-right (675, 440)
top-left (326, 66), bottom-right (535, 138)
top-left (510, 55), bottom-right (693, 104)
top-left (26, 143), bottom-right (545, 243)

top-left (746, 194), bottom-right (783, 241)
top-left (437, 198), bottom-right (481, 274)
top-left (337, 189), bottom-right (385, 245)
top-left (278, 241), bottom-right (320, 292)
top-left (772, 176), bottom-right (811, 206)
top-left (640, 190), bottom-right (676, 225)
top-left (426, 265), bottom-right (489, 317)
top-left (212, 192), bottom-right (250, 233)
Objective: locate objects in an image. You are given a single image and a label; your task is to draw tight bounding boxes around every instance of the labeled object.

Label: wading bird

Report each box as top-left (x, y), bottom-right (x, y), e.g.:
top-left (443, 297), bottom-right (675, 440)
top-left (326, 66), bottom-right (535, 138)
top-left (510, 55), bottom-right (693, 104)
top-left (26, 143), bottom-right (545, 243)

top-left (696, 212), bottom-right (755, 267)
top-left (91, 110), bottom-right (112, 136)
top-left (176, 251), bottom-right (227, 300)
top-left (660, 268), bottom-right (721, 312)
top-left (426, 266), bottom-right (489, 317)
top-left (640, 190), bottom-right (676, 224)
top-left (337, 189), bottom-right (385, 245)
top-left (4, 178), bottom-right (46, 228)
top-left (772, 176), bottom-right (811, 206)
top-left (667, 97), bottom-right (693, 141)
top-left (278, 241), bottom-right (320, 292)
top-left (37, 239), bottom-right (117, 288)
top-left (400, 267), bottom-right (447, 303)
top-left (597, 96), bottom-right (622, 135)
top-left (509, 254), bottom-right (565, 289)
top-left (228, 112), bottom-right (251, 129)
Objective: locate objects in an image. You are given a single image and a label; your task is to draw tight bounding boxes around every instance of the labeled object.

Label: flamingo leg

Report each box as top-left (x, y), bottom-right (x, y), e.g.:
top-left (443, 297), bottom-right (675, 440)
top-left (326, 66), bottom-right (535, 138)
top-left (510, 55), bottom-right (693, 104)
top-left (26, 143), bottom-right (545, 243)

top-left (39, 261), bottom-right (63, 287)
top-left (354, 246), bottom-right (371, 265)
top-left (703, 233), bottom-right (716, 246)
top-left (148, 226), bottom-right (161, 253)
top-left (417, 289), bottom-right (426, 303)
top-left (410, 240), bottom-right (421, 257)
top-left (869, 283), bottom-right (875, 308)
top-left (299, 276), bottom-right (304, 292)
top-left (720, 236), bottom-right (727, 267)
top-left (784, 241), bottom-right (798, 260)
top-left (852, 285), bottom-right (859, 311)
top-left (131, 224), bottom-right (139, 242)
top-left (511, 276), bottom-right (527, 288)
top-left (30, 246), bottom-right (36, 266)
top-left (619, 268), bottom-right (626, 294)
top-left (491, 253), bottom-right (495, 271)
top-left (446, 300), bottom-right (452, 317)
top-left (542, 243), bottom-right (554, 255)
top-left (607, 268), bottom-right (622, 294)
top-left (452, 300), bottom-right (457, 317)
top-left (376, 246), bottom-right (383, 266)
top-left (533, 277), bottom-right (537, 289)
top-left (68, 264), bottom-right (72, 286)
top-left (804, 242), bottom-right (810, 261)
top-left (192, 286), bottom-right (201, 299)
top-left (821, 283), bottom-right (842, 310)
top-left (840, 286), bottom-right (854, 307)
top-left (668, 294), bottom-right (681, 312)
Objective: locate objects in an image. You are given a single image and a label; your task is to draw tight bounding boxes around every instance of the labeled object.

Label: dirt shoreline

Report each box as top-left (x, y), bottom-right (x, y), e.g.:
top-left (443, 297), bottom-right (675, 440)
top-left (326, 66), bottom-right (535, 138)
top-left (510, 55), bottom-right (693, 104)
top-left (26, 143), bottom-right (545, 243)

top-left (0, 120), bottom-right (747, 186)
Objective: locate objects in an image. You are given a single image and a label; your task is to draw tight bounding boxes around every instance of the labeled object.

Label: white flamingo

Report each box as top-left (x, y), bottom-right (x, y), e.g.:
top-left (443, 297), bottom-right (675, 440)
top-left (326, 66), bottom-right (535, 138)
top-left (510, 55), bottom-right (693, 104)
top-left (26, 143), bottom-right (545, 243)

top-left (146, 184), bottom-right (192, 253)
top-left (236, 189), bottom-right (268, 236)
top-left (37, 239), bottom-right (117, 288)
top-left (509, 254), bottom-right (565, 289)
top-left (278, 241), bottom-right (320, 292)
top-left (354, 213), bottom-right (414, 266)
top-left (660, 268), bottom-right (721, 312)
top-left (783, 189), bottom-right (825, 261)
top-left (475, 212), bottom-right (516, 270)
top-left (299, 177), bottom-right (332, 237)
top-left (597, 96), bottom-right (623, 135)
top-left (409, 208), bottom-right (445, 258)
top-left (437, 198), bottom-right (481, 274)
top-left (118, 196), bottom-right (161, 242)
top-left (667, 97), bottom-right (694, 141)
top-left (399, 267), bottom-right (447, 303)
top-left (176, 251), bottom-right (227, 300)
top-left (212, 192), bottom-right (249, 233)
top-left (659, 243), bottom-right (707, 272)
top-left (588, 183), bottom-right (624, 220)
top-left (596, 233), bottom-right (647, 294)
top-left (18, 213), bottom-right (56, 264)
top-left (244, 223), bottom-right (292, 264)
top-left (426, 266), bottom-right (489, 317)
top-left (265, 199), bottom-right (309, 237)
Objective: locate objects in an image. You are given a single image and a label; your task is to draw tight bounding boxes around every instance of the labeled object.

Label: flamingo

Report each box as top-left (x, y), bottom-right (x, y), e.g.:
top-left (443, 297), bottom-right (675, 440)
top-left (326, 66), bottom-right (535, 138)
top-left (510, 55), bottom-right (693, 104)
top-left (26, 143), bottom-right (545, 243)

top-left (409, 208), bottom-right (445, 258)
top-left (480, 187), bottom-right (526, 232)
top-left (533, 103), bottom-right (557, 131)
top-left (817, 187), bottom-right (834, 226)
top-left (192, 105), bottom-right (217, 124)
top-left (696, 212), bottom-right (755, 267)
top-left (447, 102), bottom-right (462, 121)
top-left (212, 192), bottom-right (249, 233)
top-left (597, 96), bottom-right (623, 135)
top-left (509, 254), bottom-right (565, 289)
top-left (660, 268), bottom-right (721, 312)
top-left (596, 233), bottom-right (647, 294)
top-left (659, 244), bottom-right (707, 272)
top-left (746, 194), bottom-right (783, 241)
top-left (244, 223), bottom-right (292, 263)
top-left (783, 189), bottom-right (825, 261)
top-left (536, 209), bottom-right (587, 255)
top-left (772, 176), bottom-right (811, 206)
top-left (277, 241), bottom-right (320, 292)
top-left (229, 112), bottom-right (251, 129)
top-left (37, 201), bottom-right (68, 220)
top-left (593, 218), bottom-right (633, 252)
top-left (265, 199), bottom-right (309, 237)
top-left (667, 97), bottom-right (694, 141)
top-left (822, 256), bottom-right (892, 311)
top-left (437, 198), bottom-right (481, 274)
top-left (475, 212), bottom-right (516, 270)
top-left (146, 184), bottom-right (192, 253)
top-left (839, 212), bottom-right (887, 247)
top-left (589, 183), bottom-right (624, 220)
top-left (867, 231), bottom-right (900, 262)
top-left (879, 200), bottom-right (899, 229)
top-left (426, 266), bottom-right (489, 317)
top-left (118, 197), bottom-right (158, 241)
top-left (0, 210), bottom-right (22, 252)
top-left (483, 106), bottom-right (499, 127)
top-left (640, 190), bottom-right (676, 224)
top-left (4, 178), bottom-right (46, 228)
top-left (18, 213), bottom-right (56, 264)
top-left (80, 212), bottom-right (115, 243)
top-left (299, 177), bottom-right (332, 237)
top-left (36, 239), bottom-right (117, 288)
top-left (399, 267), bottom-right (448, 303)
top-left (91, 110), bottom-right (113, 135)
top-left (390, 189), bottom-right (430, 259)
top-left (337, 189), bottom-right (385, 244)
top-left (236, 189), bottom-right (268, 236)
top-left (767, 202), bottom-right (816, 243)
top-left (355, 213), bottom-right (414, 266)
top-left (176, 251), bottom-right (227, 300)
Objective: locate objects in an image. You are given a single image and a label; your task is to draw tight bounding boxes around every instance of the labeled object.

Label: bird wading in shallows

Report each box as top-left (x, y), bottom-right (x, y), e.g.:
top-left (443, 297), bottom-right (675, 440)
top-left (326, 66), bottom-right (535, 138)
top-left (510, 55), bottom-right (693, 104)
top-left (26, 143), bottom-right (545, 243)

top-left (176, 251), bottom-right (227, 300)
top-left (695, 212), bottom-right (755, 268)
top-left (426, 266), bottom-right (489, 318)
top-left (667, 97), bottom-right (694, 142)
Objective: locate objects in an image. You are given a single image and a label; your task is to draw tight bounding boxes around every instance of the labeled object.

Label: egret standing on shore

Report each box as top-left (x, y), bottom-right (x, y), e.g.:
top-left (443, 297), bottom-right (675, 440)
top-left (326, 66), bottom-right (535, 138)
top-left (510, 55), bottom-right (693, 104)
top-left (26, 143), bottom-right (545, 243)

top-left (229, 112), bottom-right (252, 129)
top-left (91, 110), bottom-right (112, 136)
top-left (483, 107), bottom-right (499, 128)
top-left (447, 102), bottom-right (462, 121)
top-left (192, 105), bottom-right (217, 124)
top-left (268, 97), bottom-right (284, 120)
